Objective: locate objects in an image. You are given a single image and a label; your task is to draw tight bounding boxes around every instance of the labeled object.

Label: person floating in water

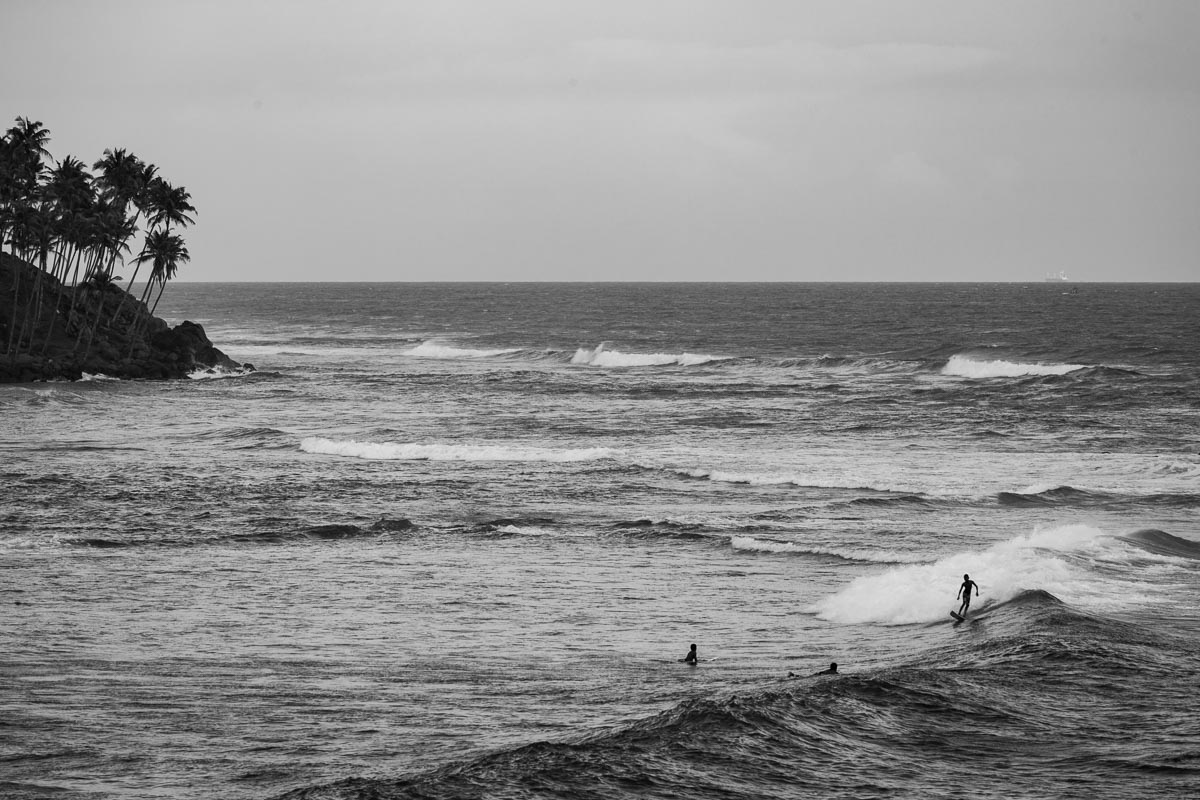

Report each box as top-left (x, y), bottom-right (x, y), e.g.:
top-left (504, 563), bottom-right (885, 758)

top-left (957, 573), bottom-right (979, 617)
top-left (788, 662), bottom-right (838, 678)
top-left (682, 643), bottom-right (697, 664)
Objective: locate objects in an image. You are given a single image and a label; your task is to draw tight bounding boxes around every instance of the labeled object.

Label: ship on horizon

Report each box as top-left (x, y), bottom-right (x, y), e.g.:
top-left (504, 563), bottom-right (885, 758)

top-left (1045, 270), bottom-right (1069, 282)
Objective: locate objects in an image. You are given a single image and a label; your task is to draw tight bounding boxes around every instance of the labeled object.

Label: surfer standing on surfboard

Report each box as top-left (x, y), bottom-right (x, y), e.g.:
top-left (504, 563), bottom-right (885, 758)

top-left (956, 574), bottom-right (979, 618)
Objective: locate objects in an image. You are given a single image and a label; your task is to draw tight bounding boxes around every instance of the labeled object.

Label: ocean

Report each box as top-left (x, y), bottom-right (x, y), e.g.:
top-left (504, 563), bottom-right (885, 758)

top-left (2, 282), bottom-right (1198, 800)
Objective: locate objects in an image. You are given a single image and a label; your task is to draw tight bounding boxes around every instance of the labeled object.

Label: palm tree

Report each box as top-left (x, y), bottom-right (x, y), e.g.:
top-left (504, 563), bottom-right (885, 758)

top-left (2, 116), bottom-right (202, 370)
top-left (2, 118), bottom-right (51, 357)
top-left (2, 133), bottom-right (19, 355)
top-left (144, 177), bottom-right (195, 234)
top-left (106, 158), bottom-right (159, 335)
top-left (140, 230), bottom-right (190, 313)
top-left (126, 230), bottom-right (189, 355)
top-left (93, 148), bottom-right (145, 211)
top-left (4, 118), bottom-right (51, 199)
top-left (93, 148), bottom-right (151, 266)
top-left (76, 202), bottom-right (138, 355)
top-left (38, 155), bottom-right (96, 354)
top-left (132, 176), bottom-right (194, 323)
top-left (8, 202), bottom-right (55, 355)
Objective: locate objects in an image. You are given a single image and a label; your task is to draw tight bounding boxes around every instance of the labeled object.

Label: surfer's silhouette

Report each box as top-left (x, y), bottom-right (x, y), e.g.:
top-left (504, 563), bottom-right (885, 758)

top-left (788, 662), bottom-right (838, 678)
top-left (956, 574), bottom-right (979, 617)
top-left (681, 643), bottom-right (697, 664)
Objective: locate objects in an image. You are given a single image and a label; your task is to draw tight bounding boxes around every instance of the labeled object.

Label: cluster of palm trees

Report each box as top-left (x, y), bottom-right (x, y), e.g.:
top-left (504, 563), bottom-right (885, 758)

top-left (1, 116), bottom-right (196, 359)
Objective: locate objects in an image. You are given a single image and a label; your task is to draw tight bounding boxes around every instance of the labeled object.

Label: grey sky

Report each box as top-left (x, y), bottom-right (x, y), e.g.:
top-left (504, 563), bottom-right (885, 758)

top-left (3, 0), bottom-right (1197, 281)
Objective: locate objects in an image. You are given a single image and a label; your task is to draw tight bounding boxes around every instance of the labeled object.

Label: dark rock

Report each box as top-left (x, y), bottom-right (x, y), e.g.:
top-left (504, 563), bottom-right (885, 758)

top-left (370, 518), bottom-right (416, 532)
top-left (1, 252), bottom-right (246, 382)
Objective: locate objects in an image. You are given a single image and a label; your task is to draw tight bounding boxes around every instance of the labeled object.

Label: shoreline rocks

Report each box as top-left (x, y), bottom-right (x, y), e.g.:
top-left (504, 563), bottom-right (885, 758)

top-left (0, 252), bottom-right (252, 383)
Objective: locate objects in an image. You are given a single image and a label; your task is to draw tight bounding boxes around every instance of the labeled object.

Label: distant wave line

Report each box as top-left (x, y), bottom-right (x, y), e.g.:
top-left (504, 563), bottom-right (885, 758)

top-left (406, 341), bottom-right (523, 359)
top-left (299, 436), bottom-right (620, 462)
top-left (731, 535), bottom-right (926, 564)
top-left (676, 467), bottom-right (913, 494)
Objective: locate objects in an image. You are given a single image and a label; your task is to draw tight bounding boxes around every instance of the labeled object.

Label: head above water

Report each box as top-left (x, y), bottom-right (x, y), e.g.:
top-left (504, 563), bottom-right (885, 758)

top-left (830, 662), bottom-right (837, 672)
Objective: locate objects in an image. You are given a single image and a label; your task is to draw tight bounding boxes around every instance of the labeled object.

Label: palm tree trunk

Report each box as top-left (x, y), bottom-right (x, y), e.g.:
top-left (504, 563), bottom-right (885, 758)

top-left (40, 244), bottom-right (82, 357)
top-left (111, 261), bottom-right (143, 341)
top-left (35, 244), bottom-right (69, 357)
top-left (65, 245), bottom-right (89, 337)
top-left (5, 242), bottom-right (21, 358)
top-left (15, 246), bottom-right (49, 356)
top-left (125, 276), bottom-right (157, 361)
top-left (149, 278), bottom-right (168, 317)
top-left (79, 250), bottom-right (123, 360)
top-left (72, 248), bottom-right (110, 354)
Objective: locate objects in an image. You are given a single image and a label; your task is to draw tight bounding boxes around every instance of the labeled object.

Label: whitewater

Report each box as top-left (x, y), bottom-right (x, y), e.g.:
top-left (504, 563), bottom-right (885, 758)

top-left (2, 282), bottom-right (1198, 800)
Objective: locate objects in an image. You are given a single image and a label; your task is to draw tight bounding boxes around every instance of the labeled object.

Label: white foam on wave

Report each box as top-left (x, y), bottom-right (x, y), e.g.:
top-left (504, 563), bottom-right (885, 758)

top-left (494, 525), bottom-right (548, 536)
top-left (942, 354), bottom-right (1086, 378)
top-left (731, 536), bottom-right (925, 564)
top-left (407, 341), bottom-right (521, 359)
top-left (300, 436), bottom-right (618, 463)
top-left (571, 343), bottom-right (722, 368)
top-left (491, 524), bottom-right (594, 538)
top-left (1154, 459), bottom-right (1200, 480)
top-left (188, 366), bottom-right (256, 380)
top-left (812, 524), bottom-right (1163, 625)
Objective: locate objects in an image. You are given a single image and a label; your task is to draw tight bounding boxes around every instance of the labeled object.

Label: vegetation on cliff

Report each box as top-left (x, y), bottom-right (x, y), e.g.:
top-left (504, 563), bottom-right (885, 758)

top-left (0, 117), bottom-right (246, 382)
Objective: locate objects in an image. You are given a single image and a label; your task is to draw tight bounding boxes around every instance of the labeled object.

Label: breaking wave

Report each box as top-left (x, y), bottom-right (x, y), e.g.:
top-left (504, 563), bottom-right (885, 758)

top-left (811, 524), bottom-right (1191, 625)
top-left (571, 343), bottom-right (725, 368)
top-left (942, 354), bottom-right (1087, 378)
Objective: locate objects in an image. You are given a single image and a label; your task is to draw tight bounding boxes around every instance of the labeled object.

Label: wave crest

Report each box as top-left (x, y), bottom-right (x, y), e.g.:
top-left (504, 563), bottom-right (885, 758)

top-left (731, 536), bottom-right (924, 564)
top-left (941, 354), bottom-right (1086, 379)
top-left (812, 524), bottom-right (1166, 625)
top-left (571, 342), bottom-right (723, 368)
top-left (1118, 529), bottom-right (1200, 560)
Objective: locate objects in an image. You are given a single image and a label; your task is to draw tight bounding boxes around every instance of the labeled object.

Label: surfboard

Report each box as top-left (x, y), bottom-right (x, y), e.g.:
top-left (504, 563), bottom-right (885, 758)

top-left (950, 611), bottom-right (965, 622)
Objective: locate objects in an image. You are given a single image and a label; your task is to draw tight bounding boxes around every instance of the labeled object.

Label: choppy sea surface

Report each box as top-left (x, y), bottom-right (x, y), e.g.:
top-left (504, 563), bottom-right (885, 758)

top-left (2, 282), bottom-right (1198, 800)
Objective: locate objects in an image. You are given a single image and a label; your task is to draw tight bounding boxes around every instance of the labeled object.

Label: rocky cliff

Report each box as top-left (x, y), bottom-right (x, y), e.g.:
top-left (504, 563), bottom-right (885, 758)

top-left (0, 252), bottom-right (250, 383)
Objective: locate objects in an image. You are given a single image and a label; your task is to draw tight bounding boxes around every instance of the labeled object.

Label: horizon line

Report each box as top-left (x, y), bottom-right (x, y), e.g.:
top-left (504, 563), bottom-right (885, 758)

top-left (157, 279), bottom-right (1198, 285)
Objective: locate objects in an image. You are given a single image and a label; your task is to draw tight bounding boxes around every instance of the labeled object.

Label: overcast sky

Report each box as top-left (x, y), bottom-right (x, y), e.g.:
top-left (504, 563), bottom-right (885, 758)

top-left (3, 0), bottom-right (1198, 281)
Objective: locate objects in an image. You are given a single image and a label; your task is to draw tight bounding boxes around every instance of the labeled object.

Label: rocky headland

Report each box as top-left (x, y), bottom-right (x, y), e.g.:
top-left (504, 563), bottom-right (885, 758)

top-left (1, 252), bottom-right (250, 383)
